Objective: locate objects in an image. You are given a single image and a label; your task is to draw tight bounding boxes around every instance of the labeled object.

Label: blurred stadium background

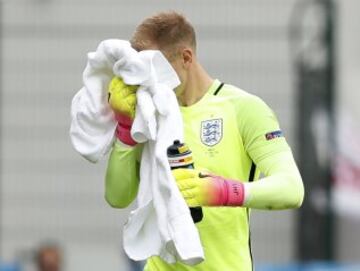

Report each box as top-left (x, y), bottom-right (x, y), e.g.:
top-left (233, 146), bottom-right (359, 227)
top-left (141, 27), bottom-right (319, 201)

top-left (0, 0), bottom-right (359, 270)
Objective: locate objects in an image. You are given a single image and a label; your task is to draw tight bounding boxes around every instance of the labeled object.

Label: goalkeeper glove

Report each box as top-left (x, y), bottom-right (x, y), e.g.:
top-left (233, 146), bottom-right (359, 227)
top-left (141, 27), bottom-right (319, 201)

top-left (108, 77), bottom-right (138, 146)
top-left (172, 168), bottom-right (245, 207)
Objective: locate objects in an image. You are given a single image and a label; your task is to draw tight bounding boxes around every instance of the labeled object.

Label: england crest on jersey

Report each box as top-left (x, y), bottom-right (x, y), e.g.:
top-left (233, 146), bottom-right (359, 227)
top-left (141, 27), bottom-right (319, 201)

top-left (201, 118), bottom-right (223, 146)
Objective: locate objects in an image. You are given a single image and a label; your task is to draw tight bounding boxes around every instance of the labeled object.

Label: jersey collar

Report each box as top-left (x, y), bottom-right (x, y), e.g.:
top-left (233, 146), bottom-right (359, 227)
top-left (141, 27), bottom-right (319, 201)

top-left (180, 79), bottom-right (221, 111)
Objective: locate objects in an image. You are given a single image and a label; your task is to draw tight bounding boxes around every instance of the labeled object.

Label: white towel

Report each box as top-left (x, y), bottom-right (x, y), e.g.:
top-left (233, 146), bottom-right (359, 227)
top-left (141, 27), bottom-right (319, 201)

top-left (69, 39), bottom-right (204, 265)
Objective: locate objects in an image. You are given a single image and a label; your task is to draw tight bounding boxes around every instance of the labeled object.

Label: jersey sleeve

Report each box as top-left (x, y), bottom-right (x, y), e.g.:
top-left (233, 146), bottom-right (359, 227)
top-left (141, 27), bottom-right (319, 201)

top-left (238, 95), bottom-right (304, 209)
top-left (239, 95), bottom-right (290, 164)
top-left (104, 140), bottom-right (141, 208)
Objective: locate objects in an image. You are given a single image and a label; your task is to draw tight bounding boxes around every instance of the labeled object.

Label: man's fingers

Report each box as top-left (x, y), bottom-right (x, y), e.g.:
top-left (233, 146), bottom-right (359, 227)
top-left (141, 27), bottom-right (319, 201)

top-left (181, 188), bottom-right (198, 200)
top-left (176, 178), bottom-right (198, 190)
top-left (126, 94), bottom-right (137, 106)
top-left (186, 198), bottom-right (200, 208)
top-left (172, 168), bottom-right (199, 180)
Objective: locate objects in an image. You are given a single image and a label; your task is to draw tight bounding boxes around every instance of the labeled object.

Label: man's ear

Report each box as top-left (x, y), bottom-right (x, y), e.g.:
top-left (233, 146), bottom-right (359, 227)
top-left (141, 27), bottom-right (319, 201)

top-left (182, 48), bottom-right (193, 69)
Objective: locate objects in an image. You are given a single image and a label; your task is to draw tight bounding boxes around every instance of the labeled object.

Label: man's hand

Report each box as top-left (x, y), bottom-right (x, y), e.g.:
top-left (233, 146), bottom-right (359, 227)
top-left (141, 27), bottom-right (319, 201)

top-left (172, 168), bottom-right (246, 207)
top-left (108, 77), bottom-right (137, 119)
top-left (108, 77), bottom-right (138, 146)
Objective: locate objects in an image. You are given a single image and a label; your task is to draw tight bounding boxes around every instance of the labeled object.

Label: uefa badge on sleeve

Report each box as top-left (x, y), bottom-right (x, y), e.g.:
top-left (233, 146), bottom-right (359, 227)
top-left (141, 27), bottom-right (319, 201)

top-left (265, 130), bottom-right (284, 140)
top-left (200, 119), bottom-right (223, 146)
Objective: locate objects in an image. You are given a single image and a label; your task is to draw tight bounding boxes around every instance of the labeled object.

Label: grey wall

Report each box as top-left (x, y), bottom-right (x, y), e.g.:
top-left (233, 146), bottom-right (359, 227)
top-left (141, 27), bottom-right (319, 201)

top-left (1, 0), bottom-right (358, 270)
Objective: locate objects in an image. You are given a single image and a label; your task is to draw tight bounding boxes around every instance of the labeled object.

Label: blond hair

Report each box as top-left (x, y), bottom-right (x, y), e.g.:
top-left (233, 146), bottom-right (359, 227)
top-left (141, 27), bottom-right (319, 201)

top-left (131, 11), bottom-right (196, 58)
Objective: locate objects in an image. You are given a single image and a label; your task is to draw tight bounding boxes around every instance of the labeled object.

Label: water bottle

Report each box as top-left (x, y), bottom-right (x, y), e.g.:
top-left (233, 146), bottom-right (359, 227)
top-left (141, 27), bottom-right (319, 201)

top-left (167, 140), bottom-right (203, 223)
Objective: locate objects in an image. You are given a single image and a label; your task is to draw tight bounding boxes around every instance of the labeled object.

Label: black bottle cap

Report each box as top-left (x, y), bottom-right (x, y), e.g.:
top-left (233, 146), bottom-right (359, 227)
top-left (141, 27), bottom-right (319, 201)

top-left (167, 140), bottom-right (188, 157)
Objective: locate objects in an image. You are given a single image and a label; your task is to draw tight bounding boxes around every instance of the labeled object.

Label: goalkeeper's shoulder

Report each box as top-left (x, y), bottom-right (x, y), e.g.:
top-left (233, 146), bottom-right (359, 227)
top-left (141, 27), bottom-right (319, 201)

top-left (218, 82), bottom-right (265, 103)
top-left (218, 82), bottom-right (274, 118)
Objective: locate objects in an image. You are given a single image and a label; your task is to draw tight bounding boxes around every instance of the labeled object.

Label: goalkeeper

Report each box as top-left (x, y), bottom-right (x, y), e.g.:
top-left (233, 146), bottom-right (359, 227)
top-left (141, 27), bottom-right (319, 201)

top-left (105, 11), bottom-right (304, 271)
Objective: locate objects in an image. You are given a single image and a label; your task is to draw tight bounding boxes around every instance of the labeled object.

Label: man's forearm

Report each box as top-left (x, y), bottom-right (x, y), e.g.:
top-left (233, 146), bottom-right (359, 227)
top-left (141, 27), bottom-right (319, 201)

top-left (243, 151), bottom-right (304, 210)
top-left (105, 140), bottom-right (140, 208)
top-left (172, 150), bottom-right (304, 209)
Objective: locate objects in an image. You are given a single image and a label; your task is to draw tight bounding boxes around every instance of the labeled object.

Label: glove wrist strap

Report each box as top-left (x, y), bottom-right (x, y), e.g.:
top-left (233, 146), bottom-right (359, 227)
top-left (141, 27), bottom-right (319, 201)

top-left (115, 114), bottom-right (137, 146)
top-left (210, 175), bottom-right (245, 206)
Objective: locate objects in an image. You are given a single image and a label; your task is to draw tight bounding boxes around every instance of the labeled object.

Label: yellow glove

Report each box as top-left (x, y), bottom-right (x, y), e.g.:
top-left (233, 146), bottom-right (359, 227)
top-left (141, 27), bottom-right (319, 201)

top-left (108, 77), bottom-right (139, 145)
top-left (172, 168), bottom-right (216, 207)
top-left (172, 168), bottom-right (246, 207)
top-left (108, 77), bottom-right (138, 119)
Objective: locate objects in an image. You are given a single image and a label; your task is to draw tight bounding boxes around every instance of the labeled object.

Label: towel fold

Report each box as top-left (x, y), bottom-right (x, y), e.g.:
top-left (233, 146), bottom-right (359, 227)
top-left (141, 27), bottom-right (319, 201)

top-left (70, 39), bottom-right (204, 265)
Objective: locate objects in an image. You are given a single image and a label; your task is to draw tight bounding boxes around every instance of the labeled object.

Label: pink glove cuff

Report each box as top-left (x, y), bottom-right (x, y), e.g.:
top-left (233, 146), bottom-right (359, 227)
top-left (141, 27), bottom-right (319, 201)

top-left (115, 114), bottom-right (137, 146)
top-left (210, 175), bottom-right (245, 206)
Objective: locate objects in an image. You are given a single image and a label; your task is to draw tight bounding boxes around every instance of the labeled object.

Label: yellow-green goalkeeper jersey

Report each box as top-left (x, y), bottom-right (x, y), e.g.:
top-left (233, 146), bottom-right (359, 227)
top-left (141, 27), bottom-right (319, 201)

top-left (105, 79), bottom-right (304, 271)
